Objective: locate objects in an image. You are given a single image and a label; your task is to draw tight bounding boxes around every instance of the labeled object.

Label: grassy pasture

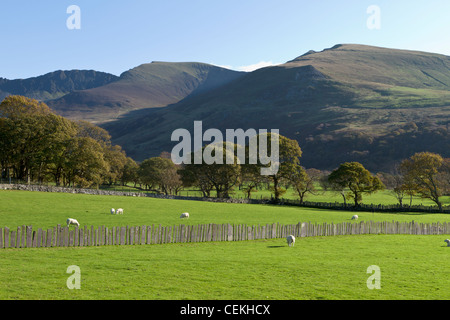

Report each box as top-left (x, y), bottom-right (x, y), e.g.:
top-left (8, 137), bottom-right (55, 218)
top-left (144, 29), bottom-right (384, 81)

top-left (101, 183), bottom-right (450, 208)
top-left (0, 190), bottom-right (450, 231)
top-left (1, 235), bottom-right (449, 300)
top-left (1, 190), bottom-right (450, 300)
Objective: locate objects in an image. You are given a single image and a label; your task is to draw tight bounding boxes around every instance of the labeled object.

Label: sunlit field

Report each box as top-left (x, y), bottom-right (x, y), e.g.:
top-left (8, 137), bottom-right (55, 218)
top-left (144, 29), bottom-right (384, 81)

top-left (1, 190), bottom-right (449, 300)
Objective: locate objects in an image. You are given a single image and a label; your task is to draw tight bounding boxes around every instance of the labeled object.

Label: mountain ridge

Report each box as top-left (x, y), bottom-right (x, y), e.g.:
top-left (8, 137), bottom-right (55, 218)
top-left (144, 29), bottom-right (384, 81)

top-left (47, 61), bottom-right (245, 123)
top-left (1, 44), bottom-right (449, 171)
top-left (100, 44), bottom-right (450, 171)
top-left (0, 70), bottom-right (119, 102)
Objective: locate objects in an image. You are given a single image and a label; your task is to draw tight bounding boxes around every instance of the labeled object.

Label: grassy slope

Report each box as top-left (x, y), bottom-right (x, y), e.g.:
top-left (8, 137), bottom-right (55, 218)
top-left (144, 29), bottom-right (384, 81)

top-left (1, 190), bottom-right (449, 231)
top-left (1, 235), bottom-right (449, 300)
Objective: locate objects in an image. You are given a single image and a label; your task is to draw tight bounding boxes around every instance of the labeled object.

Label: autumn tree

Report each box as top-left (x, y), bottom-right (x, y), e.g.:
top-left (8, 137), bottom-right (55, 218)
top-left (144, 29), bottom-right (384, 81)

top-left (328, 162), bottom-right (385, 207)
top-left (400, 152), bottom-right (448, 211)
top-left (62, 136), bottom-right (109, 188)
top-left (121, 157), bottom-right (140, 187)
top-left (0, 95), bottom-right (132, 188)
top-left (0, 95), bottom-right (77, 183)
top-left (139, 157), bottom-right (183, 195)
top-left (252, 132), bottom-right (303, 202)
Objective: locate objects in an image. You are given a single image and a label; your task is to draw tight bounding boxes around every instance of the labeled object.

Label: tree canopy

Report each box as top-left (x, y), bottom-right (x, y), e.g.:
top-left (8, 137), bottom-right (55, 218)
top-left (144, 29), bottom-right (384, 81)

top-left (0, 95), bottom-right (128, 188)
top-left (328, 162), bottom-right (384, 206)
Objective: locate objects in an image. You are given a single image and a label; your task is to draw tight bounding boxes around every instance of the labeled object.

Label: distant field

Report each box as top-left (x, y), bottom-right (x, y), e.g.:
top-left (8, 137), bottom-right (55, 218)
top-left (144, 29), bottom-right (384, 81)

top-left (103, 184), bottom-right (450, 207)
top-left (1, 190), bottom-right (450, 231)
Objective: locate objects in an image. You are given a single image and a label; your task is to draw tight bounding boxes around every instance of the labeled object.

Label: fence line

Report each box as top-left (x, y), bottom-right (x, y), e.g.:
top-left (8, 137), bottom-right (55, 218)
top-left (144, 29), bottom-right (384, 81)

top-left (1, 221), bottom-right (449, 249)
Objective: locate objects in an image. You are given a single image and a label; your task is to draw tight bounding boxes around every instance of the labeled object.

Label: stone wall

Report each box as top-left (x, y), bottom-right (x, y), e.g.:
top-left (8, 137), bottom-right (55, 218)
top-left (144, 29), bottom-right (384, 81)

top-left (0, 184), bottom-right (266, 204)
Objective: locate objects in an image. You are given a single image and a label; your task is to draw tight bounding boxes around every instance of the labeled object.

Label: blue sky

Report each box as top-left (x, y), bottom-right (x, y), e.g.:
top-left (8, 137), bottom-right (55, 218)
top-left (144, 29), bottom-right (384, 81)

top-left (1, 0), bottom-right (450, 79)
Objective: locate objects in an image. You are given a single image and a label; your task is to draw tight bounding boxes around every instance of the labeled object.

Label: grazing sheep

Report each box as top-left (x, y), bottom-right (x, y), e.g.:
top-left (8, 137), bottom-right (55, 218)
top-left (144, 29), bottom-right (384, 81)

top-left (111, 208), bottom-right (115, 215)
top-left (286, 235), bottom-right (295, 247)
top-left (445, 239), bottom-right (450, 247)
top-left (116, 208), bottom-right (124, 215)
top-left (351, 215), bottom-right (359, 220)
top-left (67, 218), bottom-right (80, 227)
top-left (180, 212), bottom-right (189, 219)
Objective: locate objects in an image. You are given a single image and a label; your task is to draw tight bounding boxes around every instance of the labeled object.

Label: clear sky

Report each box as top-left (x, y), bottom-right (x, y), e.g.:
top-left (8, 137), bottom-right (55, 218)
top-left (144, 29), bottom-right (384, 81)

top-left (1, 0), bottom-right (450, 79)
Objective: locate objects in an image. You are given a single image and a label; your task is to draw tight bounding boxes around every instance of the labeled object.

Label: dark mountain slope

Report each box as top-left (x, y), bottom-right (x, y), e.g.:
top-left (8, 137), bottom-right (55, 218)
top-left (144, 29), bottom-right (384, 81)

top-left (47, 62), bottom-right (245, 123)
top-left (102, 44), bottom-right (450, 171)
top-left (0, 70), bottom-right (119, 101)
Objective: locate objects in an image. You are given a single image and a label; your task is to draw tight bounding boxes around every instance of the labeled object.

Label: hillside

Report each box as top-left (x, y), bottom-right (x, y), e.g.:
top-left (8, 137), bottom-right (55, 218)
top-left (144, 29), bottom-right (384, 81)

top-left (0, 70), bottom-right (118, 101)
top-left (47, 62), bottom-right (245, 123)
top-left (102, 44), bottom-right (450, 171)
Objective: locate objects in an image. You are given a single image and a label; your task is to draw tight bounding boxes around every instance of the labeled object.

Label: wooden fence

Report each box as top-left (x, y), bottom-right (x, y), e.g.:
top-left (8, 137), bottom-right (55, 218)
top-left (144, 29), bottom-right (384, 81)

top-left (1, 221), bottom-right (449, 249)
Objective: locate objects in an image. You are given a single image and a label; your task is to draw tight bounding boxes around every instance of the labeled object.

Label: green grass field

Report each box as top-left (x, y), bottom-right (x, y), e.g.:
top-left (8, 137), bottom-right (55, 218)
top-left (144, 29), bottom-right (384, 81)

top-left (103, 183), bottom-right (450, 208)
top-left (1, 190), bottom-right (449, 300)
top-left (1, 190), bottom-right (449, 230)
top-left (1, 235), bottom-right (449, 300)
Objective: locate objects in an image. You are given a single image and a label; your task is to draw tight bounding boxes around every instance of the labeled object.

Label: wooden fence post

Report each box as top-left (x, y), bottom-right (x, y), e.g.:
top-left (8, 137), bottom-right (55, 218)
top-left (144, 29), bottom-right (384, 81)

top-left (4, 227), bottom-right (9, 248)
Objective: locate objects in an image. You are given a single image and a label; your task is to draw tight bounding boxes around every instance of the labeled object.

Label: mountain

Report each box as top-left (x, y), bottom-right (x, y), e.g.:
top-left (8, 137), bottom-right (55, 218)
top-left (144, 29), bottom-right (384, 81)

top-left (0, 70), bottom-right (119, 102)
top-left (101, 44), bottom-right (450, 171)
top-left (47, 62), bottom-right (245, 123)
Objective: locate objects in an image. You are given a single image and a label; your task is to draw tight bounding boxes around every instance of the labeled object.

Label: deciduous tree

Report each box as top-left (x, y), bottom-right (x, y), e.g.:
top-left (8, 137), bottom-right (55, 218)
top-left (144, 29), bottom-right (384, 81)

top-left (328, 162), bottom-right (384, 207)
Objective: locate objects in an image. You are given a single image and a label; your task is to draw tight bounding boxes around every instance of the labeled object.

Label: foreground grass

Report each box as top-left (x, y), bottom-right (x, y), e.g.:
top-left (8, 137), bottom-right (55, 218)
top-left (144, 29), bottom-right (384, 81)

top-left (1, 235), bottom-right (449, 300)
top-left (1, 190), bottom-right (450, 231)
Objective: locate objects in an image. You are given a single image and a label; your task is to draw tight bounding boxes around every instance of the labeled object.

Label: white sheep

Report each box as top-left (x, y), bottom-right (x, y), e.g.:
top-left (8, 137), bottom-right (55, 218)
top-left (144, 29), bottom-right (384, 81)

top-left (351, 215), bottom-right (359, 220)
top-left (67, 218), bottom-right (80, 227)
top-left (116, 208), bottom-right (124, 215)
top-left (180, 212), bottom-right (189, 219)
top-left (286, 235), bottom-right (295, 247)
top-left (445, 239), bottom-right (450, 247)
top-left (111, 208), bottom-right (115, 215)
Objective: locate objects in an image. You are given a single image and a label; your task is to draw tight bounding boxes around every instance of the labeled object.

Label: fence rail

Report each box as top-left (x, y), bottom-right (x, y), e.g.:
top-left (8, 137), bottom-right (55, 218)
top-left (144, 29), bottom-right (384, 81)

top-left (1, 221), bottom-right (449, 249)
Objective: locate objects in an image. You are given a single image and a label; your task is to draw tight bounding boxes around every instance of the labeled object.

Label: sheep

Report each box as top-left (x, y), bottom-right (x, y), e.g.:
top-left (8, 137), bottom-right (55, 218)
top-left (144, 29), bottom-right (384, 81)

top-left (180, 212), bottom-right (189, 219)
top-left (116, 208), bottom-right (124, 215)
top-left (67, 218), bottom-right (80, 227)
top-left (286, 235), bottom-right (295, 247)
top-left (111, 208), bottom-right (115, 215)
top-left (445, 239), bottom-right (450, 247)
top-left (351, 215), bottom-right (359, 220)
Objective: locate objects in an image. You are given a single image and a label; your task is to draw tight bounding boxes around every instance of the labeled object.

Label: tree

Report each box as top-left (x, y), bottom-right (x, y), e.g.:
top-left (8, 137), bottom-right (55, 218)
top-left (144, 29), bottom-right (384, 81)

top-left (62, 137), bottom-right (109, 188)
top-left (328, 162), bottom-right (385, 207)
top-left (179, 142), bottom-right (241, 198)
top-left (240, 162), bottom-right (266, 199)
top-left (121, 157), bottom-right (139, 187)
top-left (0, 95), bottom-right (77, 183)
top-left (0, 95), bottom-right (132, 188)
top-left (103, 145), bottom-right (127, 185)
top-left (287, 167), bottom-right (322, 204)
top-left (400, 152), bottom-right (448, 211)
top-left (377, 169), bottom-right (409, 207)
top-left (138, 157), bottom-right (183, 195)
top-left (179, 163), bottom-right (215, 197)
top-left (254, 132), bottom-right (303, 202)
